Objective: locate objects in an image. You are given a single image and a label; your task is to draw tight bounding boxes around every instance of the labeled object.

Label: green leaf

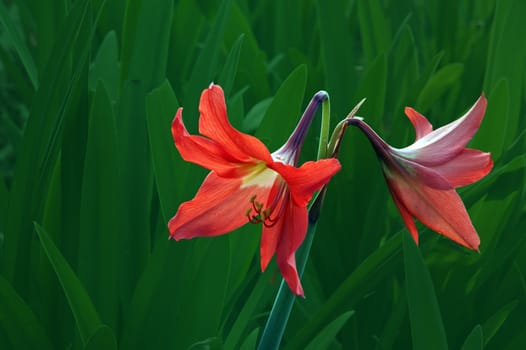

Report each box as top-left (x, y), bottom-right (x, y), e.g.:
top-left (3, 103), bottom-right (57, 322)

top-left (481, 300), bottom-right (518, 346)
top-left (84, 325), bottom-right (117, 350)
top-left (256, 64), bottom-right (307, 151)
top-left (119, 236), bottom-right (170, 350)
top-left (145, 79), bottom-right (182, 220)
top-left (217, 34), bottom-right (245, 97)
top-left (287, 233), bottom-right (403, 350)
top-left (116, 80), bottom-right (153, 306)
top-left (3, 0), bottom-right (97, 295)
top-left (89, 30), bottom-right (120, 101)
top-left (239, 328), bottom-right (260, 350)
top-left (470, 78), bottom-right (509, 160)
top-left (353, 53), bottom-right (387, 123)
top-left (417, 63), bottom-right (464, 112)
top-left (33, 223), bottom-right (102, 345)
top-left (357, 0), bottom-right (391, 62)
top-left (460, 325), bottom-right (483, 350)
top-left (0, 1), bottom-right (39, 89)
top-left (304, 311), bottom-right (354, 350)
top-left (120, 0), bottom-right (174, 90)
top-left (78, 82), bottom-right (119, 328)
top-left (0, 276), bottom-right (53, 350)
top-left (242, 98), bottom-right (273, 134)
top-left (183, 0), bottom-right (233, 123)
top-left (0, 177), bottom-right (7, 232)
top-left (224, 269), bottom-right (276, 349)
top-left (403, 230), bottom-right (448, 350)
top-left (484, 0), bottom-right (526, 145)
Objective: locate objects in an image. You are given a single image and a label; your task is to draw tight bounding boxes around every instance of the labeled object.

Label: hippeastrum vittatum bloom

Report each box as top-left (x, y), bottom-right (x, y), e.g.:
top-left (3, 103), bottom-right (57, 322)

top-left (347, 95), bottom-right (493, 250)
top-left (169, 84), bottom-right (341, 296)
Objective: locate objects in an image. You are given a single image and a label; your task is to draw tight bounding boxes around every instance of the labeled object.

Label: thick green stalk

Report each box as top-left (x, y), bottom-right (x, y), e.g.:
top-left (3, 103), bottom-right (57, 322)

top-left (257, 191), bottom-right (326, 350)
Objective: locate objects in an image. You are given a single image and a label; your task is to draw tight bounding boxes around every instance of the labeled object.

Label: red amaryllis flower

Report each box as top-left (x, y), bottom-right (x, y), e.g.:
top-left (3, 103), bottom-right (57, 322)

top-left (169, 84), bottom-right (341, 296)
top-left (347, 95), bottom-right (493, 250)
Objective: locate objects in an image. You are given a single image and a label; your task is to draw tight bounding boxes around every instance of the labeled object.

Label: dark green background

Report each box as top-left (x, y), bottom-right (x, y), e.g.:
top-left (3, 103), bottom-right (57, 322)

top-left (0, 0), bottom-right (525, 349)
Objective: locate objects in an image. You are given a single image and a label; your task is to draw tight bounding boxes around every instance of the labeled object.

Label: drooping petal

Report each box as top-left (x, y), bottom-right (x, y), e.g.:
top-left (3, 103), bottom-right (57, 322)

top-left (431, 149), bottom-right (493, 188)
top-left (198, 84), bottom-right (273, 164)
top-left (172, 109), bottom-right (249, 177)
top-left (274, 200), bottom-right (308, 297)
top-left (169, 171), bottom-right (274, 240)
top-left (386, 171), bottom-right (480, 250)
top-left (271, 158), bottom-right (342, 207)
top-left (384, 173), bottom-right (419, 244)
top-left (405, 107), bottom-right (433, 140)
top-left (398, 94), bottom-right (487, 165)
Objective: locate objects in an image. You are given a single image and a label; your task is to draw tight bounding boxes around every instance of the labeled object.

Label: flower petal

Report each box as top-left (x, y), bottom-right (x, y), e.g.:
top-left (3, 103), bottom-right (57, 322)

top-left (169, 171), bottom-right (274, 240)
top-left (431, 149), bottom-right (493, 188)
top-left (405, 107), bottom-right (433, 140)
top-left (172, 109), bottom-right (246, 175)
top-left (271, 158), bottom-right (342, 207)
top-left (385, 175), bottom-right (419, 244)
top-left (198, 84), bottom-right (273, 163)
top-left (274, 200), bottom-right (308, 297)
top-left (391, 153), bottom-right (453, 190)
top-left (398, 94), bottom-right (487, 165)
top-left (386, 171), bottom-right (480, 250)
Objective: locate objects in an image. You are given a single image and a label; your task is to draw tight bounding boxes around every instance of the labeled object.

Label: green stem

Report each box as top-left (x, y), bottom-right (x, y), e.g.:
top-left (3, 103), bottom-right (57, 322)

top-left (258, 93), bottom-right (332, 350)
top-left (257, 190), bottom-right (326, 350)
top-left (316, 95), bottom-right (331, 160)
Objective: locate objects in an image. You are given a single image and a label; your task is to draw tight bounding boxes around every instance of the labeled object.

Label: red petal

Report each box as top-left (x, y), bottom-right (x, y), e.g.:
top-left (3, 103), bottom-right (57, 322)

top-left (260, 181), bottom-right (286, 271)
top-left (386, 171), bottom-right (480, 250)
top-left (431, 149), bottom-right (493, 188)
top-left (392, 154), bottom-right (453, 190)
top-left (198, 85), bottom-right (273, 163)
top-left (271, 158), bottom-right (341, 207)
top-left (274, 200), bottom-right (308, 297)
top-left (400, 94), bottom-right (487, 166)
top-left (169, 171), bottom-right (272, 240)
top-left (172, 109), bottom-right (246, 176)
top-left (386, 179), bottom-right (419, 244)
top-left (405, 107), bottom-right (433, 140)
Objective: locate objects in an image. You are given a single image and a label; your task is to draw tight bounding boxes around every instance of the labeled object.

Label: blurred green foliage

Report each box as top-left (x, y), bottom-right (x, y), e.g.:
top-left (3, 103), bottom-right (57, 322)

top-left (0, 0), bottom-right (525, 349)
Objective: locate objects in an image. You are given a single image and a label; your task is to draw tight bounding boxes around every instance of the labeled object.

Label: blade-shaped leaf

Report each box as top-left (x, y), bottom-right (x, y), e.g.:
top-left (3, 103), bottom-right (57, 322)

top-left (0, 276), bottom-right (53, 350)
top-left (0, 1), bottom-right (39, 89)
top-left (304, 311), bottom-right (354, 350)
top-left (460, 325), bottom-right (483, 350)
top-left (33, 223), bottom-right (102, 345)
top-left (256, 64), bottom-right (307, 151)
top-left (403, 230), bottom-right (448, 350)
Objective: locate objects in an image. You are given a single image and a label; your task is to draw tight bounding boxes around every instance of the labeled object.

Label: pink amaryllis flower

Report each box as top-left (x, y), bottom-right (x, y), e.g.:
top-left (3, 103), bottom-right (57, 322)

top-left (169, 84), bottom-right (341, 296)
top-left (347, 95), bottom-right (493, 250)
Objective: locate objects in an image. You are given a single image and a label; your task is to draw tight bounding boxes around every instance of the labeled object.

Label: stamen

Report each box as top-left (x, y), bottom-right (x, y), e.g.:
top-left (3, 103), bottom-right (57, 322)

top-left (245, 181), bottom-right (289, 228)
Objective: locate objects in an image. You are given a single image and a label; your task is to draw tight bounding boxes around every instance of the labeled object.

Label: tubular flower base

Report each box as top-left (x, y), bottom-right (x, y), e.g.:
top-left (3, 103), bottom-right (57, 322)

top-left (168, 84), bottom-right (341, 296)
top-left (347, 95), bottom-right (493, 251)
